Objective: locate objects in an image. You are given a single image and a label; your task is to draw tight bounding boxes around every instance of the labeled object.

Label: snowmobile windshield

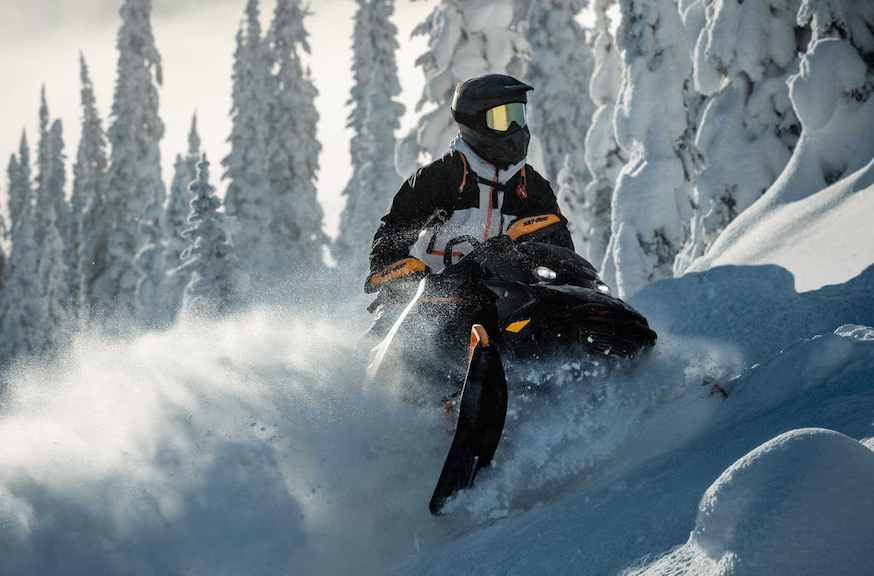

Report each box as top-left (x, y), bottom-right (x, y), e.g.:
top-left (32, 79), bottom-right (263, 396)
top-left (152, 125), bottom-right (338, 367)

top-left (485, 103), bottom-right (526, 132)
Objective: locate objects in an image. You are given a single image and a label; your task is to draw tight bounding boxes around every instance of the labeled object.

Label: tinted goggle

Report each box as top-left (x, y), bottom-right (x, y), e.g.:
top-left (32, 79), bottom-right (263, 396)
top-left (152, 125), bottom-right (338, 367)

top-left (485, 102), bottom-right (526, 132)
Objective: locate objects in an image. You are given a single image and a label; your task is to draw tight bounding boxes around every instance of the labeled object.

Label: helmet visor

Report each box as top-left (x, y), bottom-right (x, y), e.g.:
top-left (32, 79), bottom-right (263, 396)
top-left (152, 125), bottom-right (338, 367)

top-left (485, 102), bottom-right (526, 132)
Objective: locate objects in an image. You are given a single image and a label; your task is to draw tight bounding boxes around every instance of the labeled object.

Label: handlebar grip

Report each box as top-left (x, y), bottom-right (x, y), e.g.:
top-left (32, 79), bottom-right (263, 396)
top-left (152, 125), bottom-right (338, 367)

top-left (443, 235), bottom-right (481, 268)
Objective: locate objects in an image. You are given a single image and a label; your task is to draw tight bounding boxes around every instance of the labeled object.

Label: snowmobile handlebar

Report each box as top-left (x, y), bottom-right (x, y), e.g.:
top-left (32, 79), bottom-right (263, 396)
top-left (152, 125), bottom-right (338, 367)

top-left (443, 235), bottom-right (482, 268)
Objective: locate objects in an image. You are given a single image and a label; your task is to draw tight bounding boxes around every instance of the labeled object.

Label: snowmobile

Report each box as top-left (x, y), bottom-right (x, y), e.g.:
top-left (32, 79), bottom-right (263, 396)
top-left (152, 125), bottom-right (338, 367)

top-left (366, 214), bottom-right (657, 515)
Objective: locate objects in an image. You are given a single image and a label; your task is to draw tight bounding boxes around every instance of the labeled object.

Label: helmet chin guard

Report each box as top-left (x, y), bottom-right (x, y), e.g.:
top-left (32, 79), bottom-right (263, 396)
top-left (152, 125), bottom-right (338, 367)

top-left (451, 74), bottom-right (533, 169)
top-left (459, 124), bottom-right (530, 169)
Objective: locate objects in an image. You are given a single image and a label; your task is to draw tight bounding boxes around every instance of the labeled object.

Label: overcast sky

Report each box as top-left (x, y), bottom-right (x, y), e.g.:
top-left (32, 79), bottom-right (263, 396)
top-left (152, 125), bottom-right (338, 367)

top-left (0, 0), bottom-right (434, 237)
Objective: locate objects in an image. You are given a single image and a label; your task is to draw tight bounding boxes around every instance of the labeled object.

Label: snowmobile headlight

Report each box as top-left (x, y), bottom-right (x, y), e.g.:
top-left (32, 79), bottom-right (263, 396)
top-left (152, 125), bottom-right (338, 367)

top-left (597, 282), bottom-right (611, 294)
top-left (532, 266), bottom-right (557, 281)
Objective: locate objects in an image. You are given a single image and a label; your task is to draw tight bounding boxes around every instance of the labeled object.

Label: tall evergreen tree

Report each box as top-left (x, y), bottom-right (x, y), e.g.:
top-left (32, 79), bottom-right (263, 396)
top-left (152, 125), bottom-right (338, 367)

top-left (0, 173), bottom-right (45, 365)
top-left (34, 88), bottom-right (71, 248)
top-left (163, 114), bottom-right (201, 318)
top-left (31, 118), bottom-right (71, 349)
top-left (96, 0), bottom-right (165, 326)
top-left (165, 114), bottom-right (201, 250)
top-left (601, 0), bottom-right (705, 299)
top-left (177, 155), bottom-right (239, 317)
top-left (38, 162), bottom-right (69, 350)
top-left (34, 88), bottom-right (50, 246)
top-left (334, 0), bottom-right (405, 275)
top-left (71, 53), bottom-right (110, 319)
top-left (6, 132), bottom-right (32, 238)
top-left (223, 1), bottom-right (273, 279)
top-left (0, 177), bottom-right (6, 299)
top-left (583, 0), bottom-right (626, 268)
top-left (267, 0), bottom-right (326, 275)
top-left (0, 226), bottom-right (5, 297)
top-left (3, 157), bottom-right (16, 242)
top-left (31, 92), bottom-right (71, 266)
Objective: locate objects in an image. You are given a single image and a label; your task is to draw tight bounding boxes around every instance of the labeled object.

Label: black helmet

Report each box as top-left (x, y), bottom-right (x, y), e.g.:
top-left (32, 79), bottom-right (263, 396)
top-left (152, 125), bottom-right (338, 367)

top-left (451, 74), bottom-right (533, 169)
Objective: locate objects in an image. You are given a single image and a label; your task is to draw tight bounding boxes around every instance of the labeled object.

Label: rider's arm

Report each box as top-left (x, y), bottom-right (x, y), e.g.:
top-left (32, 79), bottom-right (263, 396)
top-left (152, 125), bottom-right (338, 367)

top-left (368, 161), bottom-right (447, 282)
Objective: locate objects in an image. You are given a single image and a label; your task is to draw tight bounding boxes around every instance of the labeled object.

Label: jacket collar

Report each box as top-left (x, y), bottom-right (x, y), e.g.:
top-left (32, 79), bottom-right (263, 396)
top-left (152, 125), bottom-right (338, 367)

top-left (451, 137), bottom-right (526, 185)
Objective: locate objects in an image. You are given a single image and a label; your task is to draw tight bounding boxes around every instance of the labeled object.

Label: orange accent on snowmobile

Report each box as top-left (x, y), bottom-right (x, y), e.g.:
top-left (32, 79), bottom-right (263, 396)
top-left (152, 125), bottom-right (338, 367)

top-left (505, 319), bottom-right (530, 333)
top-left (368, 257), bottom-right (427, 289)
top-left (505, 213), bottom-right (561, 240)
top-left (468, 324), bottom-right (490, 362)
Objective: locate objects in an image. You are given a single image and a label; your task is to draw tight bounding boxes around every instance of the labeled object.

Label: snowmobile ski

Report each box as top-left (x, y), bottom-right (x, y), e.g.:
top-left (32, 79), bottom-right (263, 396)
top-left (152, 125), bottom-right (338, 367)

top-left (430, 325), bottom-right (508, 515)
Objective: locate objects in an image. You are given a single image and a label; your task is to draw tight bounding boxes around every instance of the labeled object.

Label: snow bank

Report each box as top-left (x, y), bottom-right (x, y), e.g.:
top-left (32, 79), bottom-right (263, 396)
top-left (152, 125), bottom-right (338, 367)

top-left (634, 428), bottom-right (874, 576)
top-left (632, 261), bottom-right (874, 366)
top-left (691, 428), bottom-right (874, 575)
top-left (685, 158), bottom-right (874, 292)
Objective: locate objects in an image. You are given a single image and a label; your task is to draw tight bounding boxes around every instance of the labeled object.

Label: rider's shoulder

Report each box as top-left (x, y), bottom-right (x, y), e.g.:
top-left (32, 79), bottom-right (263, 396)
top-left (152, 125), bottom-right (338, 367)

top-left (406, 150), bottom-right (464, 187)
top-left (431, 149), bottom-right (465, 174)
top-left (523, 163), bottom-right (548, 182)
top-left (522, 163), bottom-right (554, 192)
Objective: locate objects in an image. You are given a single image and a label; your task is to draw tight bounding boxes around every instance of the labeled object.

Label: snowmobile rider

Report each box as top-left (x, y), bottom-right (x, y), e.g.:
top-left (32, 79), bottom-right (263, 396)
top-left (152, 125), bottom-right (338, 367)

top-left (364, 73), bottom-right (574, 339)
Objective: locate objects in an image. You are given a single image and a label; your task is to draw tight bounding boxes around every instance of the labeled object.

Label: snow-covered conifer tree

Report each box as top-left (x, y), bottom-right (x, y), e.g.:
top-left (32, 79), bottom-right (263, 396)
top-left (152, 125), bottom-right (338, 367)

top-left (266, 0), bottom-right (327, 276)
top-left (770, 0), bottom-right (874, 201)
top-left (601, 0), bottom-right (705, 299)
top-left (165, 115), bottom-right (201, 251)
top-left (95, 0), bottom-right (165, 325)
top-left (674, 0), bottom-right (804, 273)
top-left (163, 114), bottom-right (201, 318)
top-left (3, 157), bottom-right (16, 241)
top-left (35, 120), bottom-right (71, 347)
top-left (519, 0), bottom-right (594, 188)
top-left (399, 0), bottom-right (527, 171)
top-left (177, 155), bottom-right (238, 317)
top-left (0, 231), bottom-right (5, 294)
top-left (0, 179), bottom-right (46, 364)
top-left (39, 210), bottom-right (68, 349)
top-left (34, 89), bottom-right (71, 250)
top-left (583, 0), bottom-right (626, 268)
top-left (71, 54), bottom-right (110, 319)
top-left (6, 132), bottom-right (32, 238)
top-left (334, 0), bottom-right (405, 275)
top-left (223, 1), bottom-right (273, 280)
top-left (34, 89), bottom-right (50, 246)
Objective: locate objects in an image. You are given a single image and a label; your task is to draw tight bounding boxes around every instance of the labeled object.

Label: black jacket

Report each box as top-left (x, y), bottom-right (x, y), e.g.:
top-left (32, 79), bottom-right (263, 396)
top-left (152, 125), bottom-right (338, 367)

top-left (369, 149), bottom-right (574, 280)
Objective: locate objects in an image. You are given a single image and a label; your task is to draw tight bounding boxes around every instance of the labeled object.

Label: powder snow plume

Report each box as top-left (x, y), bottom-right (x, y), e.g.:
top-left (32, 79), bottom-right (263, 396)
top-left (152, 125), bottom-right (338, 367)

top-left (0, 297), bottom-right (738, 575)
top-left (0, 304), bottom-right (438, 575)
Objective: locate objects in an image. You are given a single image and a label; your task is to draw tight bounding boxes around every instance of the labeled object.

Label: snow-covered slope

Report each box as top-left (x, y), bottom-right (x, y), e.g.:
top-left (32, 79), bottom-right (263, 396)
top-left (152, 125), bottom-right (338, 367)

top-left (686, 157), bottom-right (874, 292)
